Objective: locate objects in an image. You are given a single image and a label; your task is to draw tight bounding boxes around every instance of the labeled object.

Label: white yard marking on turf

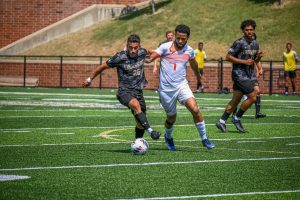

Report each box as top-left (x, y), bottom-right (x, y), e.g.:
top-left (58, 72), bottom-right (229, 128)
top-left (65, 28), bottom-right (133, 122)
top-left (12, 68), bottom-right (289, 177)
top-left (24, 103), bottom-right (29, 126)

top-left (46, 132), bottom-right (75, 135)
top-left (1, 130), bottom-right (31, 133)
top-left (98, 128), bottom-right (131, 142)
top-left (116, 190), bottom-right (300, 200)
top-left (0, 157), bottom-right (299, 171)
top-left (237, 141), bottom-right (265, 143)
top-left (0, 174), bottom-right (31, 181)
top-left (1, 122), bottom-right (300, 131)
top-left (287, 143), bottom-right (300, 146)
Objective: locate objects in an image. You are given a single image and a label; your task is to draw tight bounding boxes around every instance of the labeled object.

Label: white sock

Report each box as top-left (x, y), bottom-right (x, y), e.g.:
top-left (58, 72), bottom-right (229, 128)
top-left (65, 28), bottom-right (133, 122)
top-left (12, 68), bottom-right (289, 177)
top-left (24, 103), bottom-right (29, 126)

top-left (219, 119), bottom-right (225, 124)
top-left (146, 128), bottom-right (153, 136)
top-left (195, 121), bottom-right (207, 140)
top-left (165, 126), bottom-right (174, 139)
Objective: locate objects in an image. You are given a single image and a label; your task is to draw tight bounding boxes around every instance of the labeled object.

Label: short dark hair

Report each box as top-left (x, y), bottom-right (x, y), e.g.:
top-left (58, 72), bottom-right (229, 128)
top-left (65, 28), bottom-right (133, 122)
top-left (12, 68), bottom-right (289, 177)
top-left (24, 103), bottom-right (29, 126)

top-left (198, 42), bottom-right (203, 45)
top-left (286, 42), bottom-right (292, 47)
top-left (127, 34), bottom-right (140, 44)
top-left (175, 24), bottom-right (190, 36)
top-left (240, 19), bottom-right (256, 30)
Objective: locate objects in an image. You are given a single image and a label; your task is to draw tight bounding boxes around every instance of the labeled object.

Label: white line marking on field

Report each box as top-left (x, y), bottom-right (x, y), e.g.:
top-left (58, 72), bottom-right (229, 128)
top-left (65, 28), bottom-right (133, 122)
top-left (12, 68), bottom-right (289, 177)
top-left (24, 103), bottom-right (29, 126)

top-left (1, 136), bottom-right (299, 148)
top-left (237, 141), bottom-right (265, 143)
top-left (116, 189), bottom-right (300, 200)
top-left (287, 143), bottom-right (300, 146)
top-left (0, 122), bottom-right (300, 132)
top-left (1, 130), bottom-right (31, 133)
top-left (0, 157), bottom-right (299, 171)
top-left (0, 174), bottom-right (31, 181)
top-left (46, 132), bottom-right (75, 135)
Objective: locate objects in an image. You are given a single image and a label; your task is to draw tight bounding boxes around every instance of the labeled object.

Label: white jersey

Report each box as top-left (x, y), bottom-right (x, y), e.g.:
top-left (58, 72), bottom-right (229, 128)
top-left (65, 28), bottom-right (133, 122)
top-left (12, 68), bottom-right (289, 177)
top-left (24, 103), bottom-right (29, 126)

top-left (154, 41), bottom-right (195, 92)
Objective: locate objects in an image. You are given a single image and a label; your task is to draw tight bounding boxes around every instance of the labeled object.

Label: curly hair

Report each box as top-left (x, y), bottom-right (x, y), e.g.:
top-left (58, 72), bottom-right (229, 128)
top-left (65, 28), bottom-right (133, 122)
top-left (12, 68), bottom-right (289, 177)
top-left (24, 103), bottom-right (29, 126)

top-left (240, 19), bottom-right (256, 30)
top-left (175, 24), bottom-right (190, 36)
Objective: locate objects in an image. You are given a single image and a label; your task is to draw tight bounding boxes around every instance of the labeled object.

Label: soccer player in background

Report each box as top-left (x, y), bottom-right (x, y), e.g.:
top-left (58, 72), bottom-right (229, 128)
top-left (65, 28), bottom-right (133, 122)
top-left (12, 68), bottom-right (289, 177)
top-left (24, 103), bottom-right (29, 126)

top-left (194, 42), bottom-right (207, 92)
top-left (82, 34), bottom-right (161, 140)
top-left (282, 42), bottom-right (298, 95)
top-left (216, 19), bottom-right (263, 133)
top-left (146, 24), bottom-right (215, 150)
top-left (153, 30), bottom-right (174, 75)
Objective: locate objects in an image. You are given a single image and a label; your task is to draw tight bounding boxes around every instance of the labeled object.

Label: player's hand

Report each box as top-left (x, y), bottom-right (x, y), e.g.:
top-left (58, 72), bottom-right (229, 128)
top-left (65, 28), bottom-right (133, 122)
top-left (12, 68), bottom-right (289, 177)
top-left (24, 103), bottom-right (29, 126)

top-left (244, 59), bottom-right (254, 66)
top-left (82, 77), bottom-right (92, 87)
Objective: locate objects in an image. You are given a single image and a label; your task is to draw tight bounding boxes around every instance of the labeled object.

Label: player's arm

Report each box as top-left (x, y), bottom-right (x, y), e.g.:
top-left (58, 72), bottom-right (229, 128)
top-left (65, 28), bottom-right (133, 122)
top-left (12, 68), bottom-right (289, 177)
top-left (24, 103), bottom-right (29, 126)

top-left (145, 50), bottom-right (160, 63)
top-left (255, 61), bottom-right (263, 78)
top-left (153, 58), bottom-right (160, 75)
top-left (189, 58), bottom-right (200, 80)
top-left (82, 62), bottom-right (110, 87)
top-left (226, 54), bottom-right (254, 66)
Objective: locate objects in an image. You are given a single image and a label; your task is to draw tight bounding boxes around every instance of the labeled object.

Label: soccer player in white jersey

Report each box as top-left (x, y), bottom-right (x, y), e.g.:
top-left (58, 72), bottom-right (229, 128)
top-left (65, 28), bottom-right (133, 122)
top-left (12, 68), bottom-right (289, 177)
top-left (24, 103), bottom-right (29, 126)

top-left (146, 24), bottom-right (215, 150)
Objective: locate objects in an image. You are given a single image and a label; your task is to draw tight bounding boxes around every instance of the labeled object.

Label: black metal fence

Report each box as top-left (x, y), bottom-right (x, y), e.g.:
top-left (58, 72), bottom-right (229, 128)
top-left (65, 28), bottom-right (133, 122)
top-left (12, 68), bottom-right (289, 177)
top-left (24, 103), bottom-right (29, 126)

top-left (0, 55), bottom-right (298, 95)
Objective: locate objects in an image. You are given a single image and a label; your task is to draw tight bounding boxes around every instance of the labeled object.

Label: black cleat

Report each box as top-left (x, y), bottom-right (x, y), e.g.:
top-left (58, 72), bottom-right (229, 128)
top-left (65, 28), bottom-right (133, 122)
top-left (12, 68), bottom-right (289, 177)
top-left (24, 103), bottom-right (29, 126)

top-left (255, 113), bottom-right (266, 119)
top-left (150, 131), bottom-right (161, 140)
top-left (216, 122), bottom-right (227, 133)
top-left (231, 117), bottom-right (246, 133)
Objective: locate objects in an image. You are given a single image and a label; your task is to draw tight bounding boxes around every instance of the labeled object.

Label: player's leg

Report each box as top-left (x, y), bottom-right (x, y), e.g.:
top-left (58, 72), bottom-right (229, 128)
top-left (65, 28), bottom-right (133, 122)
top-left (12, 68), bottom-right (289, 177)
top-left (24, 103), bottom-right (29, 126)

top-left (290, 71), bottom-right (297, 94)
top-left (196, 69), bottom-right (203, 92)
top-left (254, 85), bottom-right (266, 118)
top-left (180, 87), bottom-right (214, 149)
top-left (216, 89), bottom-right (243, 132)
top-left (284, 71), bottom-right (289, 95)
top-left (158, 90), bottom-right (177, 150)
top-left (117, 90), bottom-right (160, 140)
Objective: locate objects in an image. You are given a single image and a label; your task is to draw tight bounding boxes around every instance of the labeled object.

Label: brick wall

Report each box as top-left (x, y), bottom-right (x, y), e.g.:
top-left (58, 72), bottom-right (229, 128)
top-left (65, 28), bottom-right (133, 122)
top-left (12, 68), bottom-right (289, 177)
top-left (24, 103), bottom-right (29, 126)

top-left (0, 0), bottom-right (146, 48)
top-left (0, 61), bottom-right (298, 94)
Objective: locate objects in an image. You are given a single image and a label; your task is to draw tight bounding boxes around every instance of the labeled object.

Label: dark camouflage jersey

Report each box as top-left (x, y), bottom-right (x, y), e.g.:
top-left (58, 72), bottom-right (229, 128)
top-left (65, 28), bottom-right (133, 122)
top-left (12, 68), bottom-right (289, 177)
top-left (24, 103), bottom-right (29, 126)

top-left (106, 48), bottom-right (148, 90)
top-left (228, 36), bottom-right (259, 80)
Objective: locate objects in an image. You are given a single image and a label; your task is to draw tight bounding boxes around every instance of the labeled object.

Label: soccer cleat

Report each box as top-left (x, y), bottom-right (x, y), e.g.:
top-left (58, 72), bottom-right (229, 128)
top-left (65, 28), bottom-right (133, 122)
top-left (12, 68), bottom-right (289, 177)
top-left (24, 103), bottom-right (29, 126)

top-left (202, 139), bottom-right (215, 149)
top-left (231, 117), bottom-right (246, 133)
top-left (284, 91), bottom-right (289, 96)
top-left (164, 134), bottom-right (176, 151)
top-left (255, 113), bottom-right (266, 119)
top-left (150, 130), bottom-right (161, 140)
top-left (216, 122), bottom-right (227, 133)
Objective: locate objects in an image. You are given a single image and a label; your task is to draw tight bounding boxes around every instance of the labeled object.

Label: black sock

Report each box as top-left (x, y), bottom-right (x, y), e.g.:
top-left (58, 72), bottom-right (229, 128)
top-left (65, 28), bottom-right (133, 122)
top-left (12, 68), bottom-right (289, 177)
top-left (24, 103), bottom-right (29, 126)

top-left (134, 112), bottom-right (150, 130)
top-left (236, 109), bottom-right (245, 118)
top-left (221, 112), bottom-right (230, 121)
top-left (135, 127), bottom-right (145, 139)
top-left (255, 96), bottom-right (261, 114)
top-left (285, 87), bottom-right (288, 93)
top-left (232, 107), bottom-right (237, 115)
top-left (197, 82), bottom-right (202, 90)
top-left (292, 84), bottom-right (295, 92)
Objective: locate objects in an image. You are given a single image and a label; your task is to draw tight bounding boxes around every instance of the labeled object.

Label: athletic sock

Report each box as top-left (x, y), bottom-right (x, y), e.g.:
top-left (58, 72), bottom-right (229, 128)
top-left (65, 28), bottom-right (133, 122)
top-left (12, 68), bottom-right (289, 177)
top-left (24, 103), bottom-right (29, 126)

top-left (285, 87), bottom-right (288, 93)
top-left (135, 127), bottom-right (145, 139)
top-left (165, 126), bottom-right (174, 139)
top-left (219, 112), bottom-right (230, 124)
top-left (195, 121), bottom-right (207, 140)
top-left (292, 84), bottom-right (295, 92)
top-left (134, 112), bottom-right (152, 135)
top-left (255, 96), bottom-right (261, 114)
top-left (235, 109), bottom-right (245, 120)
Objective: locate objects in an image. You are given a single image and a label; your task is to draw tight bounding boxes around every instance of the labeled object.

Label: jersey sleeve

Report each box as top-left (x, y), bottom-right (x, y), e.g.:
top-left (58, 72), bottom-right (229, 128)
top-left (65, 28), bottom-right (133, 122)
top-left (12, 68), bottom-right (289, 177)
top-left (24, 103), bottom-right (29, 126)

top-left (106, 52), bottom-right (122, 68)
top-left (228, 40), bottom-right (241, 57)
top-left (154, 42), bottom-right (168, 56)
top-left (189, 47), bottom-right (195, 59)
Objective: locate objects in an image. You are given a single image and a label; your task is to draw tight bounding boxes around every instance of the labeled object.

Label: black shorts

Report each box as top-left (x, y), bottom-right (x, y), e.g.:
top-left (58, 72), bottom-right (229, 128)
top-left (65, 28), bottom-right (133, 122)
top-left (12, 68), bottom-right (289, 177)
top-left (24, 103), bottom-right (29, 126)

top-left (116, 89), bottom-right (146, 113)
top-left (284, 70), bottom-right (296, 78)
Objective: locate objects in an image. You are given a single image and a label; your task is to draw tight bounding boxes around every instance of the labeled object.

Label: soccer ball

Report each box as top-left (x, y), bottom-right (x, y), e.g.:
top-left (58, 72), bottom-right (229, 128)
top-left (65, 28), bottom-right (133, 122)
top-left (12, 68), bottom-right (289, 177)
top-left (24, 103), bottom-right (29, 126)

top-left (131, 138), bottom-right (149, 155)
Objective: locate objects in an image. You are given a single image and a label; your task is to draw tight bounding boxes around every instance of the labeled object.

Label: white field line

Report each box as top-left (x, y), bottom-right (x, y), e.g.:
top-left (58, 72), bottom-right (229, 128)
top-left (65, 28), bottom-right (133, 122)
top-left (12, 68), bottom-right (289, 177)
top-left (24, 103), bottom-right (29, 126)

top-left (1, 114), bottom-right (300, 118)
top-left (1, 135), bottom-right (300, 148)
top-left (46, 132), bottom-right (75, 135)
top-left (1, 91), bottom-right (300, 102)
top-left (117, 190), bottom-right (300, 200)
top-left (1, 122), bottom-right (300, 131)
top-left (287, 143), bottom-right (300, 146)
top-left (0, 156), bottom-right (299, 172)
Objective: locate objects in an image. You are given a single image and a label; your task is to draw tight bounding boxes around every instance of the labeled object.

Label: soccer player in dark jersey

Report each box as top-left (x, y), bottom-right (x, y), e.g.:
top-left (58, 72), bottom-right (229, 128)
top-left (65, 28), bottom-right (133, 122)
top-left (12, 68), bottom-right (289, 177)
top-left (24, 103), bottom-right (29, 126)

top-left (216, 19), bottom-right (263, 133)
top-left (82, 34), bottom-right (161, 140)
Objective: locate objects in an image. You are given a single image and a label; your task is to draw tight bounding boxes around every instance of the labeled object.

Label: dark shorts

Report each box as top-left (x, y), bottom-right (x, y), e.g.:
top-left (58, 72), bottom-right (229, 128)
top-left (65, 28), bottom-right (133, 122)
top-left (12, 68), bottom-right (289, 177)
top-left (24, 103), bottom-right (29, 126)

top-left (116, 89), bottom-right (146, 113)
top-left (198, 69), bottom-right (204, 76)
top-left (284, 70), bottom-right (296, 78)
